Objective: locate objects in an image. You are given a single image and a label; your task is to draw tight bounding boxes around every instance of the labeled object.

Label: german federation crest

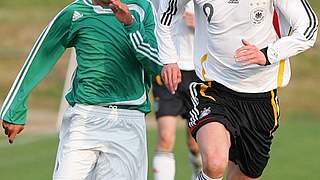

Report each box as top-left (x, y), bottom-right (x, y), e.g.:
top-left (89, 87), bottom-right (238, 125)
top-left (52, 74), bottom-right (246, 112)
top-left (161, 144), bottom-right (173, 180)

top-left (251, 8), bottom-right (265, 25)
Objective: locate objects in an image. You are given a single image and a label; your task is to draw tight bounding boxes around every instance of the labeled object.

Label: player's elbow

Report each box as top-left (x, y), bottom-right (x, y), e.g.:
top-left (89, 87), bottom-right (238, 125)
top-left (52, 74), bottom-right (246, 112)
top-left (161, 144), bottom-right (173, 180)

top-left (302, 19), bottom-right (319, 48)
top-left (304, 28), bottom-right (318, 49)
top-left (297, 26), bottom-right (318, 51)
top-left (310, 27), bottom-right (318, 47)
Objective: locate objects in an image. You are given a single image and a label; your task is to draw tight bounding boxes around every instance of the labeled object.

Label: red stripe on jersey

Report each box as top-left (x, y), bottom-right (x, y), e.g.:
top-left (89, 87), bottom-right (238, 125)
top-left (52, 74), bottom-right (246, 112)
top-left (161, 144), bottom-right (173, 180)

top-left (273, 9), bottom-right (281, 38)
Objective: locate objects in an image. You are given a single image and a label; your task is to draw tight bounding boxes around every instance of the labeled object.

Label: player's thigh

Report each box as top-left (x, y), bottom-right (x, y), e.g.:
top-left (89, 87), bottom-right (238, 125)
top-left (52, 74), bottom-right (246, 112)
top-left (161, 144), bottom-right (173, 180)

top-left (93, 151), bottom-right (147, 180)
top-left (53, 149), bottom-right (99, 180)
top-left (94, 119), bottom-right (148, 180)
top-left (189, 82), bottom-right (231, 156)
top-left (196, 122), bottom-right (231, 154)
top-left (197, 122), bottom-right (231, 170)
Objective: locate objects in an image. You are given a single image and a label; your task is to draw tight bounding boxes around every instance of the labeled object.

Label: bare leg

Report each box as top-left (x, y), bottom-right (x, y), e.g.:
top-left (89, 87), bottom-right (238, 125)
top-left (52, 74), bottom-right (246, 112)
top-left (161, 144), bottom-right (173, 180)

top-left (196, 122), bottom-right (231, 179)
top-left (153, 116), bottom-right (178, 180)
top-left (156, 116), bottom-right (177, 151)
top-left (227, 161), bottom-right (259, 180)
top-left (187, 128), bottom-right (200, 155)
top-left (186, 128), bottom-right (202, 180)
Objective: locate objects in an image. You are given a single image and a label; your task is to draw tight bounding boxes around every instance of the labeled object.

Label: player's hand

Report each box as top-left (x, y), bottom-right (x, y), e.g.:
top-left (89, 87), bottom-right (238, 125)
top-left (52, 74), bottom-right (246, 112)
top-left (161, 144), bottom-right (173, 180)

top-left (235, 39), bottom-right (267, 65)
top-left (1, 120), bottom-right (24, 144)
top-left (161, 63), bottom-right (181, 94)
top-left (108, 0), bottom-right (134, 25)
top-left (183, 12), bottom-right (195, 29)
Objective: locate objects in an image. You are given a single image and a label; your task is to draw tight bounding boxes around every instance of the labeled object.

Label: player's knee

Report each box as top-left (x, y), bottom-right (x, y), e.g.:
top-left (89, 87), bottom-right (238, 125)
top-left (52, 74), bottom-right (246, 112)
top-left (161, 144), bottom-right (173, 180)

top-left (189, 147), bottom-right (200, 155)
top-left (202, 153), bottom-right (228, 177)
top-left (157, 133), bottom-right (176, 151)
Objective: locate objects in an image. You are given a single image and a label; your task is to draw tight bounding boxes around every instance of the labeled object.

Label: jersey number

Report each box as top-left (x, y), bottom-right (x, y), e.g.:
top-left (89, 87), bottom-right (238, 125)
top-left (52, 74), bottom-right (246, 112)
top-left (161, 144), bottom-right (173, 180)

top-left (203, 3), bottom-right (214, 23)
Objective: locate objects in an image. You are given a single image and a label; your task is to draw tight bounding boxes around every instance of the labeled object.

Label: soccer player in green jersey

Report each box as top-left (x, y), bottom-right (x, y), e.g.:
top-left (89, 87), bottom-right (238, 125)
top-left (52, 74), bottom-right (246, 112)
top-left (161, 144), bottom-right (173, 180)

top-left (0, 0), bottom-right (162, 179)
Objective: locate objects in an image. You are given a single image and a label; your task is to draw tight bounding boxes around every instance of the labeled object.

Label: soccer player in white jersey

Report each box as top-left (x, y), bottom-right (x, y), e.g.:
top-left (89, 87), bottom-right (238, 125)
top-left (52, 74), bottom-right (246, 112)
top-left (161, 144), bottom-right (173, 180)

top-left (1, 0), bottom-right (162, 179)
top-left (151, 2), bottom-right (202, 180)
top-left (157, 0), bottom-right (318, 179)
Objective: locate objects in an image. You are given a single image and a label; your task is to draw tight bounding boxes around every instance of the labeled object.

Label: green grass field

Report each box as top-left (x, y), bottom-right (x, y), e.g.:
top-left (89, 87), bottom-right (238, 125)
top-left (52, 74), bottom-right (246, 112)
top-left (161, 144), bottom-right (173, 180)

top-left (0, 0), bottom-right (320, 179)
top-left (1, 116), bottom-right (320, 180)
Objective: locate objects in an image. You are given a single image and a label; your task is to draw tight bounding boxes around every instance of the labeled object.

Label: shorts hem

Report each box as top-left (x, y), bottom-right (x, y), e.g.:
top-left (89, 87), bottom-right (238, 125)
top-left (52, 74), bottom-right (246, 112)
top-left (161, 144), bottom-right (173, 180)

top-left (229, 154), bottom-right (263, 178)
top-left (156, 112), bottom-right (181, 119)
top-left (190, 116), bottom-right (235, 142)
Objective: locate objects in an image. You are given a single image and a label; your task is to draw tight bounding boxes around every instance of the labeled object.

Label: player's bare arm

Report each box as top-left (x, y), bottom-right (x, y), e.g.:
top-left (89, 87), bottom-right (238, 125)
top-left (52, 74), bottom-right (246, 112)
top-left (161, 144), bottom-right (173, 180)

top-left (161, 63), bottom-right (182, 95)
top-left (1, 120), bottom-right (24, 144)
top-left (235, 39), bottom-right (267, 66)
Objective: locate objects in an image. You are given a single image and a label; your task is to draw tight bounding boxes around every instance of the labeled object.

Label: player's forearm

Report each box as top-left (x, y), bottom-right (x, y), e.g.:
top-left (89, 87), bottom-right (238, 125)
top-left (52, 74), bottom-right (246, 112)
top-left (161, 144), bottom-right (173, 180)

top-left (267, 31), bottom-right (317, 64)
top-left (123, 2), bottom-right (164, 76)
top-left (269, 0), bottom-right (319, 64)
top-left (157, 0), bottom-right (190, 65)
top-left (157, 24), bottom-right (179, 64)
top-left (124, 20), bottom-right (163, 76)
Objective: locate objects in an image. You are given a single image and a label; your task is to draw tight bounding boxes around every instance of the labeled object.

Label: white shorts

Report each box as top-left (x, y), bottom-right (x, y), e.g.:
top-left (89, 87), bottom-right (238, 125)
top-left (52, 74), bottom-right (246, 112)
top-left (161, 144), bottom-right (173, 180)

top-left (53, 104), bottom-right (147, 180)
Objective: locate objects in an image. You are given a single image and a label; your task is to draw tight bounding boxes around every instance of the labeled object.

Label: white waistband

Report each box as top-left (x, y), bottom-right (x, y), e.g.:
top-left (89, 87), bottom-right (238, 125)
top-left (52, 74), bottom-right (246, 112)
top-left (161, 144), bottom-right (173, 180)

top-left (73, 104), bottom-right (144, 119)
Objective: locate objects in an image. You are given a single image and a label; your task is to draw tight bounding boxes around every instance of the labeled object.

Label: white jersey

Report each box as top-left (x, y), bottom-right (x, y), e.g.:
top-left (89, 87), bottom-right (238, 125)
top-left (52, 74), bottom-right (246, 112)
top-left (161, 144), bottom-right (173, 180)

top-left (157, 0), bottom-right (318, 93)
top-left (155, 0), bottom-right (195, 70)
top-left (151, 0), bottom-right (160, 10)
top-left (173, 2), bottom-right (195, 70)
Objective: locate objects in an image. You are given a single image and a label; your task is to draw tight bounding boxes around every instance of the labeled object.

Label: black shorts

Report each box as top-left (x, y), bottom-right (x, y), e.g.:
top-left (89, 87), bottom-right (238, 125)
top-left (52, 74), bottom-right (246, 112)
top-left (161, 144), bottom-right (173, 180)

top-left (188, 81), bottom-right (280, 178)
top-left (152, 70), bottom-right (200, 119)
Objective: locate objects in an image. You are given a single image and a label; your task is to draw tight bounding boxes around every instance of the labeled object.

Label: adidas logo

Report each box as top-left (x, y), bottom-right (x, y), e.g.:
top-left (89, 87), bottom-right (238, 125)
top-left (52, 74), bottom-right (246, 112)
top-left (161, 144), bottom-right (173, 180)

top-left (72, 11), bottom-right (83, 21)
top-left (228, 0), bottom-right (239, 4)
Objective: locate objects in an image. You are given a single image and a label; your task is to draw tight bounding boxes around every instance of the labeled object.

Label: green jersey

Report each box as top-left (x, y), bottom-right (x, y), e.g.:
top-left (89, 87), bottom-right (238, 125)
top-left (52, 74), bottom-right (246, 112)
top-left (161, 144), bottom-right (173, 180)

top-left (0, 0), bottom-right (162, 125)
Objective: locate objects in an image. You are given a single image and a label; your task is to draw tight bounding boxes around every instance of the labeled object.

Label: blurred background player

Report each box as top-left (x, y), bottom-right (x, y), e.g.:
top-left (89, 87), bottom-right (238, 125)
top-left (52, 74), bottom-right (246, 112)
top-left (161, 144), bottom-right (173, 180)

top-left (151, 1), bottom-right (202, 180)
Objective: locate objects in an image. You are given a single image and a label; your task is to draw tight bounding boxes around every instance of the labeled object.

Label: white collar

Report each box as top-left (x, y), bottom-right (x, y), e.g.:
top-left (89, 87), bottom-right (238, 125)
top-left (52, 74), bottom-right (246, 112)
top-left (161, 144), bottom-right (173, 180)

top-left (83, 0), bottom-right (113, 14)
top-left (83, 0), bottom-right (145, 22)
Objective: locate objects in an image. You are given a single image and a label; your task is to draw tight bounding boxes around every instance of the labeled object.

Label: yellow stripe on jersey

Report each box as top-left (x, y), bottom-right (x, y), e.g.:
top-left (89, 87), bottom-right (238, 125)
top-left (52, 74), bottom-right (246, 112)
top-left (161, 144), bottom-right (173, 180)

top-left (200, 82), bottom-right (216, 101)
top-left (277, 59), bottom-right (285, 87)
top-left (155, 75), bottom-right (163, 86)
top-left (200, 54), bottom-right (208, 81)
top-left (270, 90), bottom-right (279, 135)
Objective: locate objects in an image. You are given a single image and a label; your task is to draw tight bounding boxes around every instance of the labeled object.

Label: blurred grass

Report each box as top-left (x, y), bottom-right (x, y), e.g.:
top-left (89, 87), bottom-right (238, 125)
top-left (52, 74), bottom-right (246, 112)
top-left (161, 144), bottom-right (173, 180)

top-left (0, 0), bottom-right (72, 110)
top-left (0, 134), bottom-right (58, 180)
top-left (0, 117), bottom-right (319, 180)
